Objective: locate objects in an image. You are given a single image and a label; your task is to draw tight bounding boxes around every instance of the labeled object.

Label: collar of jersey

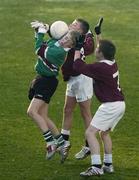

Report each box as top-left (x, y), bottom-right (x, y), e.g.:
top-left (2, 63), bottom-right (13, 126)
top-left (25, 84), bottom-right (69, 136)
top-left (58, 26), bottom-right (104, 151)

top-left (55, 41), bottom-right (60, 47)
top-left (100, 59), bottom-right (115, 65)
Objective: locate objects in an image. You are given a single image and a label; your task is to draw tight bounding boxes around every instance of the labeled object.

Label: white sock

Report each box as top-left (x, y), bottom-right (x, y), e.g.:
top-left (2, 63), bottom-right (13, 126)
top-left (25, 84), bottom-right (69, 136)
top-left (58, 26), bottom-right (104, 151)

top-left (104, 154), bottom-right (112, 164)
top-left (91, 154), bottom-right (101, 165)
top-left (61, 129), bottom-right (70, 135)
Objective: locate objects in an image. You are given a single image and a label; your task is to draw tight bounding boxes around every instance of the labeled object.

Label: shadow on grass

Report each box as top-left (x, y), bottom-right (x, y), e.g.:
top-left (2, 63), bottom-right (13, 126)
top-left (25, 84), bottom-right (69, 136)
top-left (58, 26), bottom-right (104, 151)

top-left (37, 157), bottom-right (139, 180)
top-left (1, 144), bottom-right (139, 180)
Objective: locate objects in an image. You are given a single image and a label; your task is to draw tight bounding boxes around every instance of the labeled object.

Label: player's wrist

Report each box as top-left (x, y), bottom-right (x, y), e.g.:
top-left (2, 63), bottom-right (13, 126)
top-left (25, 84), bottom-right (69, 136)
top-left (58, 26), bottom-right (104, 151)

top-left (34, 32), bottom-right (38, 38)
top-left (75, 47), bottom-right (82, 51)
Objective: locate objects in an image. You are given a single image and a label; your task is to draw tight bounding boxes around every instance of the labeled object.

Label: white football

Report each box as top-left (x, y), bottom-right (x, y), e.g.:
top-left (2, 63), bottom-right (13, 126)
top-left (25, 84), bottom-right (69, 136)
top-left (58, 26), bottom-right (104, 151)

top-left (50, 21), bottom-right (69, 40)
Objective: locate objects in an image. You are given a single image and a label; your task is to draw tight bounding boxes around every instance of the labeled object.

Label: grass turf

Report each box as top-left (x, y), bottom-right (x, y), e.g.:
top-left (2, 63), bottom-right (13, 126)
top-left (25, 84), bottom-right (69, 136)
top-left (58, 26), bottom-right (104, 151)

top-left (0, 0), bottom-right (139, 179)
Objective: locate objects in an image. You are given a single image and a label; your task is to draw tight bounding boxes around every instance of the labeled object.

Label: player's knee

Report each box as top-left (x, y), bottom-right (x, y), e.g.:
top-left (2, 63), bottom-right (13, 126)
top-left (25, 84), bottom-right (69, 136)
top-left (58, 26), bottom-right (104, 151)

top-left (80, 104), bottom-right (91, 119)
top-left (27, 108), bottom-right (35, 118)
top-left (27, 108), bottom-right (32, 117)
top-left (86, 125), bottom-right (97, 138)
top-left (85, 126), bottom-right (93, 138)
top-left (64, 105), bottom-right (73, 115)
top-left (80, 108), bottom-right (89, 118)
top-left (100, 131), bottom-right (109, 140)
top-left (81, 110), bottom-right (92, 123)
top-left (85, 128), bottom-right (89, 138)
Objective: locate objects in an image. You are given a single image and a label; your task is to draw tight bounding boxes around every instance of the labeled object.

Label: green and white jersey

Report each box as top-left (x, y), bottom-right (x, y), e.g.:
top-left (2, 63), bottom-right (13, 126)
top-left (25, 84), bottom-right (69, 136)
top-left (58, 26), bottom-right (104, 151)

top-left (35, 33), bottom-right (67, 77)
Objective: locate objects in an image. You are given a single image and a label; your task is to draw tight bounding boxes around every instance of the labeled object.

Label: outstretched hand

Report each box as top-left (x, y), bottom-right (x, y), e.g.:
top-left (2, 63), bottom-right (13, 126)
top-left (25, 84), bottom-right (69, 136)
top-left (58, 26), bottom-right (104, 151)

top-left (31, 21), bottom-right (43, 29)
top-left (30, 20), bottom-right (49, 34)
top-left (94, 17), bottom-right (103, 35)
top-left (75, 34), bottom-right (85, 50)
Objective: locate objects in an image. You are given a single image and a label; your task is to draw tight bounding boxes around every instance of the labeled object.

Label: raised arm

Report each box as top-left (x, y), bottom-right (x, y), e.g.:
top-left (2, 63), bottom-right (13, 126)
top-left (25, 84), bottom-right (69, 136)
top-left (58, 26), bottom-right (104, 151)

top-left (83, 17), bottom-right (103, 55)
top-left (30, 20), bottom-right (49, 53)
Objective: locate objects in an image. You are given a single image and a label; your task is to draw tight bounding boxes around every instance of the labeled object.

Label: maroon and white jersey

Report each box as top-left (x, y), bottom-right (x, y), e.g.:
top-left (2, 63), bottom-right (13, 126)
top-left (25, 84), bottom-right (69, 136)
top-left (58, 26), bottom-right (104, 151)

top-left (73, 59), bottom-right (124, 102)
top-left (61, 32), bottom-right (94, 81)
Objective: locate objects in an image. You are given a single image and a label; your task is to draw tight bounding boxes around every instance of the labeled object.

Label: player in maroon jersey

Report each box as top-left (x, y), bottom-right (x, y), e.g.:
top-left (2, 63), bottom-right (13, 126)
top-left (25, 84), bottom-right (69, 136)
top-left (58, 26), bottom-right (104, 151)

top-left (61, 18), bottom-right (95, 161)
top-left (73, 32), bottom-right (126, 176)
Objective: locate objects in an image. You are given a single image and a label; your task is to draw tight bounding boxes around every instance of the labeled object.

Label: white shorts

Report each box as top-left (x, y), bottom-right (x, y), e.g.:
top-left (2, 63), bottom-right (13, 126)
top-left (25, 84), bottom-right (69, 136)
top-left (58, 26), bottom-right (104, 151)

top-left (91, 101), bottom-right (125, 131)
top-left (66, 74), bottom-right (93, 102)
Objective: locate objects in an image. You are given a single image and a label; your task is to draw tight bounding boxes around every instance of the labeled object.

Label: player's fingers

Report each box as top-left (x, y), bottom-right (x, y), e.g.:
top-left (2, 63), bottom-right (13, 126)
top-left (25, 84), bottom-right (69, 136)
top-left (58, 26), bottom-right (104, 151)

top-left (30, 20), bottom-right (38, 25)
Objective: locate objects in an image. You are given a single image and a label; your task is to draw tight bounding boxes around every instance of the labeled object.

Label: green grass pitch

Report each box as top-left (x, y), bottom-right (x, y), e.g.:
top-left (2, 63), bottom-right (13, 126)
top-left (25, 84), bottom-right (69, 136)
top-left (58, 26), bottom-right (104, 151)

top-left (0, 0), bottom-right (139, 179)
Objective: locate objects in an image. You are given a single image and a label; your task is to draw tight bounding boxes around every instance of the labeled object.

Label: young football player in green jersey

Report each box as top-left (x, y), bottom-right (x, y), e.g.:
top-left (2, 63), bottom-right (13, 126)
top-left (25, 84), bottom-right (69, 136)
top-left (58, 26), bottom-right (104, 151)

top-left (27, 21), bottom-right (79, 162)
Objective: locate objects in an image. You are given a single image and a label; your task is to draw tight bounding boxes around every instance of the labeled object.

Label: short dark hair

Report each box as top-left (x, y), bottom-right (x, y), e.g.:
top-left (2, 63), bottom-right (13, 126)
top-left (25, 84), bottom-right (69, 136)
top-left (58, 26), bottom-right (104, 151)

top-left (99, 39), bottom-right (116, 60)
top-left (76, 18), bottom-right (89, 34)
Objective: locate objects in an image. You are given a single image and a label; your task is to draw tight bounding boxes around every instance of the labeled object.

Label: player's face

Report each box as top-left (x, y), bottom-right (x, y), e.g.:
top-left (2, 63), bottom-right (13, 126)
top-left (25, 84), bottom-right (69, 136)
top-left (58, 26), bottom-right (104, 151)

top-left (59, 33), bottom-right (73, 48)
top-left (69, 20), bottom-right (83, 34)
